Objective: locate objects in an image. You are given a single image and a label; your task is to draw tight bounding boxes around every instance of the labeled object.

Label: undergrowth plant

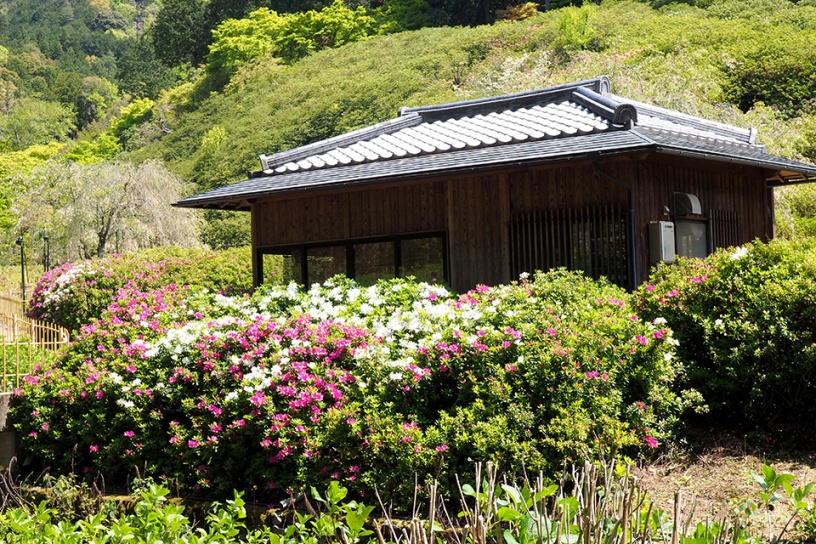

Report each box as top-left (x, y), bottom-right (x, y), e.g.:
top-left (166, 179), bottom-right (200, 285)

top-left (26, 246), bottom-right (254, 331)
top-left (0, 462), bottom-right (812, 544)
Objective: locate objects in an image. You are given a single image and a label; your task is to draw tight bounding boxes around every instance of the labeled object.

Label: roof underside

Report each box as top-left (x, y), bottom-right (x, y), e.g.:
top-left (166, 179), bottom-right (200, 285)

top-left (175, 77), bottom-right (816, 211)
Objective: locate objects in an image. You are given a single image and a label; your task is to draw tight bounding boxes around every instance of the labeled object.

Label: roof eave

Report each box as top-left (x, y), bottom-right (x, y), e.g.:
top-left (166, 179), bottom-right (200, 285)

top-left (653, 146), bottom-right (816, 186)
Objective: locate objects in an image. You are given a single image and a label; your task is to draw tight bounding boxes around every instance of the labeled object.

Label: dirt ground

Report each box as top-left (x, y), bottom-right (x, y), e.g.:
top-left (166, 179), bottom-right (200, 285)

top-left (631, 425), bottom-right (816, 540)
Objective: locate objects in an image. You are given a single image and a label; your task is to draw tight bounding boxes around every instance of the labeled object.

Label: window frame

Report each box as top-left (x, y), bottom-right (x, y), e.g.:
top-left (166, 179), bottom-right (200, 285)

top-left (674, 217), bottom-right (710, 259)
top-left (255, 231), bottom-right (449, 287)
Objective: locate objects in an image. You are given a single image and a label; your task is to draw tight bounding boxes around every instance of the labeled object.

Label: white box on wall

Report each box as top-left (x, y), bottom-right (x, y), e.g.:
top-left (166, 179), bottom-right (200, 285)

top-left (649, 221), bottom-right (675, 263)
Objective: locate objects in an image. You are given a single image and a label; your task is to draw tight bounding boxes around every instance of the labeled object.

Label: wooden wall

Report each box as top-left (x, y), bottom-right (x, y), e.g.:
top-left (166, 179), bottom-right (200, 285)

top-left (252, 182), bottom-right (447, 247)
top-left (630, 155), bottom-right (771, 284)
top-left (250, 154), bottom-right (773, 291)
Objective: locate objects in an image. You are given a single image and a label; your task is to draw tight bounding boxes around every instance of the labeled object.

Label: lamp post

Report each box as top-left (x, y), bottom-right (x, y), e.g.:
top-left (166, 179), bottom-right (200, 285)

top-left (16, 235), bottom-right (26, 301)
top-left (43, 233), bottom-right (50, 271)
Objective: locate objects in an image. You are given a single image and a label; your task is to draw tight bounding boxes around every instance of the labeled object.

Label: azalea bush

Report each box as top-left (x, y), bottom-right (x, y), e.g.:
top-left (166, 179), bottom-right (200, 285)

top-left (13, 271), bottom-right (698, 506)
top-left (636, 238), bottom-right (816, 425)
top-left (26, 246), bottom-right (254, 331)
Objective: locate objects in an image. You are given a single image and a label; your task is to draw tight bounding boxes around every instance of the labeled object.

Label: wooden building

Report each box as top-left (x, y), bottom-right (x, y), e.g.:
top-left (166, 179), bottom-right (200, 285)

top-left (175, 77), bottom-right (816, 291)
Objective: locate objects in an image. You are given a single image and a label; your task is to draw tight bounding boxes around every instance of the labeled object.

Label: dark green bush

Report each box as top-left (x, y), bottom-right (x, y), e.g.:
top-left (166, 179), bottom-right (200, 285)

top-left (637, 239), bottom-right (816, 426)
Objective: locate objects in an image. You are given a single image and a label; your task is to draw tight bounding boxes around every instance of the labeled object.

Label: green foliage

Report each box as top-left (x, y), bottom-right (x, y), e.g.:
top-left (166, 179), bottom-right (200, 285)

top-left (0, 465), bottom-right (814, 544)
top-left (64, 134), bottom-right (121, 164)
top-left (637, 239), bottom-right (816, 427)
top-left (0, 98), bottom-right (75, 151)
top-left (151, 0), bottom-right (210, 66)
top-left (207, 0), bottom-right (376, 79)
top-left (373, 0), bottom-right (434, 31)
top-left (774, 184), bottom-right (816, 239)
top-left (0, 479), bottom-right (270, 543)
top-left (721, 33), bottom-right (816, 115)
top-left (110, 97), bottom-right (155, 135)
top-left (0, 142), bottom-right (65, 180)
top-left (27, 246), bottom-right (253, 331)
top-left (116, 38), bottom-right (178, 99)
top-left (14, 272), bottom-right (695, 506)
top-left (200, 210), bottom-right (252, 249)
top-left (552, 4), bottom-right (603, 58)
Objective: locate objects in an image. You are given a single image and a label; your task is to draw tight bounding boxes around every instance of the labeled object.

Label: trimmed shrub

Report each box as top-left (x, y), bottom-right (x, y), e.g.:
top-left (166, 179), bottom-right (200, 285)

top-left (13, 271), bottom-right (698, 506)
top-left (26, 246), bottom-right (254, 331)
top-left (636, 239), bottom-right (816, 426)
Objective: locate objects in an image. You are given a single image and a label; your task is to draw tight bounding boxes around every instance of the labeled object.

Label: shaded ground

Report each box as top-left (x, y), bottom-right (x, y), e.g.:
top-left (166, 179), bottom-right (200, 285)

top-left (633, 424), bottom-right (816, 540)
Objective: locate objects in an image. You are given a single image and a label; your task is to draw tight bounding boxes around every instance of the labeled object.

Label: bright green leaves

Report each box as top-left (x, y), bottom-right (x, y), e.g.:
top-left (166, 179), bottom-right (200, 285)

top-left (207, 0), bottom-right (376, 77)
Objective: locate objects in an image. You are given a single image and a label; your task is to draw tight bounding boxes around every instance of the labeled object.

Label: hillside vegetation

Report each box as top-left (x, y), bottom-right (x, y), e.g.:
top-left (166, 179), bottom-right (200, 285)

top-left (2, 0), bottom-right (816, 264)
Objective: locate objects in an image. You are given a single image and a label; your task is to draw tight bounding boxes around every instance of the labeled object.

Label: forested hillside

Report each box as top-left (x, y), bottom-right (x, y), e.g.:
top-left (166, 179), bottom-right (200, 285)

top-left (1, 0), bottom-right (816, 269)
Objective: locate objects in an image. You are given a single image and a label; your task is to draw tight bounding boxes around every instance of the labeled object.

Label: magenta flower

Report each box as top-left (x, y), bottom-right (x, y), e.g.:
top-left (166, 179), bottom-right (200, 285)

top-left (89, 444), bottom-right (99, 453)
top-left (124, 430), bottom-right (135, 437)
top-left (250, 391), bottom-right (266, 407)
top-left (645, 435), bottom-right (659, 448)
top-left (188, 440), bottom-right (199, 448)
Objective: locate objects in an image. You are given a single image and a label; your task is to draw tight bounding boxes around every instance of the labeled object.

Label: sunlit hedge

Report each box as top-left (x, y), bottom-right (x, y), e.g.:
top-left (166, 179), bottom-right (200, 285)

top-left (13, 271), bottom-right (698, 506)
top-left (637, 238), bottom-right (816, 426)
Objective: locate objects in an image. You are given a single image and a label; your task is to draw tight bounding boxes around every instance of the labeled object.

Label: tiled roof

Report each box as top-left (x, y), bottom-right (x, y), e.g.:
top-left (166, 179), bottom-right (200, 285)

top-left (176, 76), bottom-right (816, 210)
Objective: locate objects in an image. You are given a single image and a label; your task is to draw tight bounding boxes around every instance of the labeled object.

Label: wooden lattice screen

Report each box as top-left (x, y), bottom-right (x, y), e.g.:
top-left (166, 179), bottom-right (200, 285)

top-left (509, 205), bottom-right (629, 288)
top-left (709, 209), bottom-right (741, 250)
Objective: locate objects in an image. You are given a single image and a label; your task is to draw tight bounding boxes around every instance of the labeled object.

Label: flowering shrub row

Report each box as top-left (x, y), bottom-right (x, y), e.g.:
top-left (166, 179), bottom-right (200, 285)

top-left (637, 238), bottom-right (816, 426)
top-left (27, 246), bottom-right (253, 331)
top-left (13, 271), bottom-right (698, 505)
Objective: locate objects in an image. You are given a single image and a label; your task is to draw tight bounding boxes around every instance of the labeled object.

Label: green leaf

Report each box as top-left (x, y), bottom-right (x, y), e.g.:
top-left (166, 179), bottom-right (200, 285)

top-left (504, 529), bottom-right (520, 544)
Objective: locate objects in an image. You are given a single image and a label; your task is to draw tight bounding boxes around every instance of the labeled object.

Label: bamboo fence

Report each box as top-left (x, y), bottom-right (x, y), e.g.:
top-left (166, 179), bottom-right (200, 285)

top-left (0, 295), bottom-right (70, 392)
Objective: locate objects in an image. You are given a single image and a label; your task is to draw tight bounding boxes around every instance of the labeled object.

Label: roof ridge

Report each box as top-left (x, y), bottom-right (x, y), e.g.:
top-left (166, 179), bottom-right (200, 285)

top-left (571, 86), bottom-right (637, 127)
top-left (399, 77), bottom-right (611, 121)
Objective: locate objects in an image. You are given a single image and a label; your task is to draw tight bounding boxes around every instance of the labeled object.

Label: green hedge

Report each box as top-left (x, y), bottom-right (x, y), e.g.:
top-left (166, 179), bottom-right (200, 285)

top-left (637, 238), bottom-right (816, 425)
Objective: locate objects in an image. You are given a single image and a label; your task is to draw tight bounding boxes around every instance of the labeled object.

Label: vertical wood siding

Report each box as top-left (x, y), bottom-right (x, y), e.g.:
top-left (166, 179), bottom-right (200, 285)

top-left (632, 156), bottom-right (770, 283)
top-left (250, 155), bottom-right (773, 291)
top-left (252, 182), bottom-right (447, 248)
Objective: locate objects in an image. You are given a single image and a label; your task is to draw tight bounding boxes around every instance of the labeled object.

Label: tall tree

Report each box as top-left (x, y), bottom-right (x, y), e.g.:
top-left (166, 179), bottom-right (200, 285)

top-left (151, 0), bottom-right (209, 66)
top-left (0, 97), bottom-right (75, 151)
top-left (16, 160), bottom-right (201, 260)
top-left (116, 38), bottom-right (177, 98)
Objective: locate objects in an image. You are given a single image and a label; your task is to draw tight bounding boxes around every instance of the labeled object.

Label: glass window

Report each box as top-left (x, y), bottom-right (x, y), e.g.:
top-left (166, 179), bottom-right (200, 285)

top-left (306, 246), bottom-right (346, 285)
top-left (280, 250), bottom-right (304, 284)
top-left (676, 220), bottom-right (708, 259)
top-left (401, 237), bottom-right (445, 284)
top-left (260, 253), bottom-right (284, 284)
top-left (354, 241), bottom-right (395, 286)
top-left (257, 233), bottom-right (447, 288)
